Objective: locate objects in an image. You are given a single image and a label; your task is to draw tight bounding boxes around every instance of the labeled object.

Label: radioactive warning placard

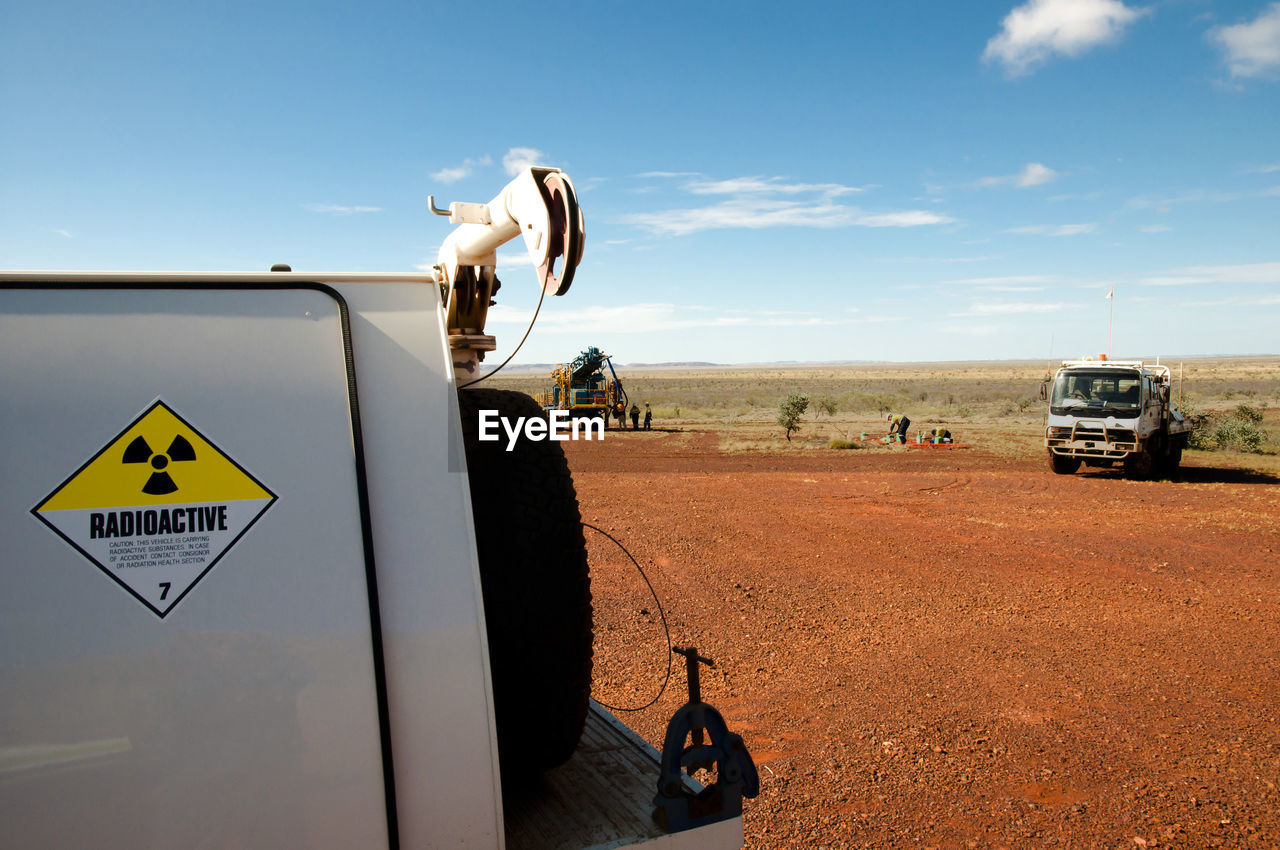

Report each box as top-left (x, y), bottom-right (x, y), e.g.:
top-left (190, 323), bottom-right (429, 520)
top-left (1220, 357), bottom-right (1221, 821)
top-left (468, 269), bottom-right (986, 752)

top-left (32, 400), bottom-right (277, 618)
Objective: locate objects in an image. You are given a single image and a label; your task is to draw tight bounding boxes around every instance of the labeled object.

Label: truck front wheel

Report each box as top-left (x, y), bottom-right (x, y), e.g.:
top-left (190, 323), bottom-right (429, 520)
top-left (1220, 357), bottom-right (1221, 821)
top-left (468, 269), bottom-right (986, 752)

top-left (1124, 446), bottom-right (1156, 480)
top-left (458, 388), bottom-right (593, 777)
top-left (1049, 453), bottom-right (1081, 475)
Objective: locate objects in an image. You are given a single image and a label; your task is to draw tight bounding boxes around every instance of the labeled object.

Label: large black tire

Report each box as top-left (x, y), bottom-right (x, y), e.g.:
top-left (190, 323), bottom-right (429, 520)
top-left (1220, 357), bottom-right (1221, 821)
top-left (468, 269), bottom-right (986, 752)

top-left (1124, 445), bottom-right (1156, 480)
top-left (458, 388), bottom-right (593, 777)
top-left (1049, 453), bottom-right (1081, 475)
top-left (1153, 441), bottom-right (1183, 479)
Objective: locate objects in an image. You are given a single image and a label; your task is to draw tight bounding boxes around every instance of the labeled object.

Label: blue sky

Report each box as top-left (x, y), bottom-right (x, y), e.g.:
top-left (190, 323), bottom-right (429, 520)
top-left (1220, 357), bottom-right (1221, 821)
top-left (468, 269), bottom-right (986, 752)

top-left (2, 0), bottom-right (1278, 364)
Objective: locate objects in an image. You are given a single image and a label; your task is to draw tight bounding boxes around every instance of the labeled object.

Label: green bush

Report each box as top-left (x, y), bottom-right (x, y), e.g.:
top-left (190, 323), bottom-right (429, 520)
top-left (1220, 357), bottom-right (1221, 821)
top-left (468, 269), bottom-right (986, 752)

top-left (1187, 402), bottom-right (1269, 454)
top-left (1187, 416), bottom-right (1217, 450)
top-left (827, 438), bottom-right (864, 450)
top-left (1232, 403), bottom-right (1263, 424)
top-left (777, 393), bottom-right (809, 442)
top-left (1214, 417), bottom-right (1266, 453)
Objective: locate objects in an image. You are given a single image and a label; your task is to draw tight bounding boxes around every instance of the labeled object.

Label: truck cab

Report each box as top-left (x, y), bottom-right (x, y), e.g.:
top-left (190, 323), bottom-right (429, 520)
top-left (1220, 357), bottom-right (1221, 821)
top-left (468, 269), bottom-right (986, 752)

top-left (1043, 360), bottom-right (1190, 478)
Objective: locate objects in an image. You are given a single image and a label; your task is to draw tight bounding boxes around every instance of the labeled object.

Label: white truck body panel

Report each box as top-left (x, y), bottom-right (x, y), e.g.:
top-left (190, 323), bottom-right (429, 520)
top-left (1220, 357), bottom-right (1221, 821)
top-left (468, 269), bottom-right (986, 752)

top-left (0, 271), bottom-right (744, 849)
top-left (0, 273), bottom-right (502, 847)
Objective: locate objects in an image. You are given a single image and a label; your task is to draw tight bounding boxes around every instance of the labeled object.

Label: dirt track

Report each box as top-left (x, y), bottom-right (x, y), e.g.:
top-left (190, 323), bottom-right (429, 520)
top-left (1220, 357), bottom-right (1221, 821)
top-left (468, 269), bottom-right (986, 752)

top-left (571, 429), bottom-right (1280, 848)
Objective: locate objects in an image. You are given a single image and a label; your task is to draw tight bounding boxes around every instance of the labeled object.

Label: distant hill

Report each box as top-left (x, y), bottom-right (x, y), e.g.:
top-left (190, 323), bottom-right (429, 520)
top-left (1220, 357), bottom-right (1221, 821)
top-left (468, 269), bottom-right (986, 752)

top-left (492, 354), bottom-right (1275, 375)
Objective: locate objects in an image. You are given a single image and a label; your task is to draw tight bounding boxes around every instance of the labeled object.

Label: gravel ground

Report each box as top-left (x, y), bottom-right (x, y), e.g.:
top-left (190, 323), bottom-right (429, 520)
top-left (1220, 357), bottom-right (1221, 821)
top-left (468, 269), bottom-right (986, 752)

top-left (569, 428), bottom-right (1280, 848)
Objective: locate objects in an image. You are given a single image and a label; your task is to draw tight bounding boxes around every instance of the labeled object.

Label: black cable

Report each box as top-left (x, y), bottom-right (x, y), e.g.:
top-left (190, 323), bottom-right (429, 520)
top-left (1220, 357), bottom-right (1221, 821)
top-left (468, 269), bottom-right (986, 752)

top-left (457, 282), bottom-right (547, 389)
top-left (583, 522), bottom-right (673, 712)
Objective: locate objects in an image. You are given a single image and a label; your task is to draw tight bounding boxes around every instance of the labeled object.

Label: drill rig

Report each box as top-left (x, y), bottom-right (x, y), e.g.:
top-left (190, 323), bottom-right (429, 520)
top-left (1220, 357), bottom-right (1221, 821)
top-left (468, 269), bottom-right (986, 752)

top-left (544, 346), bottom-right (628, 427)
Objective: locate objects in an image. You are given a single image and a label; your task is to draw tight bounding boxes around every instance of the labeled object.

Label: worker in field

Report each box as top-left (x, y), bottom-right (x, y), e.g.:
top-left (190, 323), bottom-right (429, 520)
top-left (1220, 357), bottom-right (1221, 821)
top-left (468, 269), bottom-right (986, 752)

top-left (643, 403), bottom-right (652, 431)
top-left (931, 427), bottom-right (953, 444)
top-left (614, 400), bottom-right (626, 427)
top-left (886, 412), bottom-right (910, 443)
top-left (630, 402), bottom-right (640, 430)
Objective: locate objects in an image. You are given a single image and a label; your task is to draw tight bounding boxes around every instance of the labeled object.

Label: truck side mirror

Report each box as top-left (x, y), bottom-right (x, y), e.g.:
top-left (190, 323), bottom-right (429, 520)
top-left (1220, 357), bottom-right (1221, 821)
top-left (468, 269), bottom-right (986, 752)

top-left (1039, 382), bottom-right (1048, 401)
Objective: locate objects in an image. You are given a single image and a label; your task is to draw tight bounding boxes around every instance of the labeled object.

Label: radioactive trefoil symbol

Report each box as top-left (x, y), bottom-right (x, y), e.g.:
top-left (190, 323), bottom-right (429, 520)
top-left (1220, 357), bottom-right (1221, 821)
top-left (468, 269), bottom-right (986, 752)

top-left (121, 434), bottom-right (197, 495)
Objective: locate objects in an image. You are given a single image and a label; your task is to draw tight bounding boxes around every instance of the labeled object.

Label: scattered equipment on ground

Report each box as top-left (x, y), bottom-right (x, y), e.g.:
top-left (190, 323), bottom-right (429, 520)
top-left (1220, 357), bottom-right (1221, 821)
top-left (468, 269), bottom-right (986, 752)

top-left (544, 346), bottom-right (627, 427)
top-left (1041, 359), bottom-right (1191, 478)
top-left (1, 167), bottom-right (750, 848)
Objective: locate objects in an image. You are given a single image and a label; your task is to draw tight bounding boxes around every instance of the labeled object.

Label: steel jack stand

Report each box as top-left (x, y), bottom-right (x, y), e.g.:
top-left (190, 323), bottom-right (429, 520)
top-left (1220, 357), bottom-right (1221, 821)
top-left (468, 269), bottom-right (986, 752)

top-left (653, 646), bottom-right (759, 833)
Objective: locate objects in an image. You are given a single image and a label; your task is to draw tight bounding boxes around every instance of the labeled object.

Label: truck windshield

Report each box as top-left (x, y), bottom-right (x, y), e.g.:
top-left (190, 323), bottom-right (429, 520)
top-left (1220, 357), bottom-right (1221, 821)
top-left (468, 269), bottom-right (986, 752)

top-left (1050, 369), bottom-right (1142, 416)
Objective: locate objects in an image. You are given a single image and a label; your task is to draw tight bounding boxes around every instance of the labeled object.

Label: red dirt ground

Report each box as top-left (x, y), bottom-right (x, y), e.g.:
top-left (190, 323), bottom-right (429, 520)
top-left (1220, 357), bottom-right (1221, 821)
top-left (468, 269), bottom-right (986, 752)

top-left (569, 428), bottom-right (1280, 849)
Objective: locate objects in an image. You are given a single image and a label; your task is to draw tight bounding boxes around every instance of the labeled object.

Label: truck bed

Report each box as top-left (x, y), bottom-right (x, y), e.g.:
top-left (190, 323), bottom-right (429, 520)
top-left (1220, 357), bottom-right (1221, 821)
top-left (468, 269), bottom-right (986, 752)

top-left (504, 701), bottom-right (743, 850)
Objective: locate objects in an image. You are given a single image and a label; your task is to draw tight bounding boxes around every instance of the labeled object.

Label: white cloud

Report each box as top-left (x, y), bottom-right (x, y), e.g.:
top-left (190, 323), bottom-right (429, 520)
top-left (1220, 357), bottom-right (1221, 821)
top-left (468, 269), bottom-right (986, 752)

top-left (855, 210), bottom-right (956, 227)
top-left (1183, 293), bottom-right (1280, 307)
top-left (685, 176), bottom-right (864, 196)
top-left (302, 203), bottom-right (381, 215)
top-left (624, 172), bottom-right (951, 235)
top-left (1209, 3), bottom-right (1280, 79)
top-left (1244, 162), bottom-right (1280, 174)
top-left (976, 162), bottom-right (1061, 188)
top-left (877, 255), bottom-right (993, 263)
top-left (1048, 190), bottom-right (1105, 202)
top-left (850, 315), bottom-right (910, 324)
top-left (487, 302), bottom-right (849, 332)
top-left (1017, 162), bottom-right (1059, 187)
top-left (959, 301), bottom-right (1066, 315)
top-left (503, 147), bottom-right (546, 176)
top-left (1123, 185), bottom-right (1280, 209)
top-left (949, 274), bottom-right (1058, 285)
top-left (942, 323), bottom-right (1005, 336)
top-left (983, 0), bottom-right (1147, 77)
top-left (53, 229), bottom-right (72, 238)
top-left (1138, 262), bottom-right (1280, 286)
top-left (1131, 188), bottom-right (1249, 208)
top-left (636, 171), bottom-right (702, 179)
top-left (1137, 224), bottom-right (1172, 233)
top-left (430, 155), bottom-right (492, 184)
top-left (1005, 223), bottom-right (1097, 236)
top-left (625, 197), bottom-right (859, 236)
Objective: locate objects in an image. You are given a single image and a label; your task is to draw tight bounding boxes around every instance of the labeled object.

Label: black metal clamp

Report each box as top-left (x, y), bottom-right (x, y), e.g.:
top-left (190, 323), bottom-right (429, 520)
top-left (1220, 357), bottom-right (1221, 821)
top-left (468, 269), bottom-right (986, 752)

top-left (652, 645), bottom-right (760, 833)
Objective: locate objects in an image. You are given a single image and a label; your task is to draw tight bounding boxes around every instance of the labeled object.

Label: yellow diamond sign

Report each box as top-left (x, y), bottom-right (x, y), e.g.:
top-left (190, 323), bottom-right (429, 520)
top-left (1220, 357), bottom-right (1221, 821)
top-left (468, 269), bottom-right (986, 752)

top-left (32, 400), bottom-right (277, 618)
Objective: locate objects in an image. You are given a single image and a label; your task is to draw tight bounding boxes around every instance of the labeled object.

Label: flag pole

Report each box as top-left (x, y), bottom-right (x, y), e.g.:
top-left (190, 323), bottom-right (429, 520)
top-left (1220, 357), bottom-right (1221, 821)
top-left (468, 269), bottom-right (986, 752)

top-left (1107, 288), bottom-right (1114, 357)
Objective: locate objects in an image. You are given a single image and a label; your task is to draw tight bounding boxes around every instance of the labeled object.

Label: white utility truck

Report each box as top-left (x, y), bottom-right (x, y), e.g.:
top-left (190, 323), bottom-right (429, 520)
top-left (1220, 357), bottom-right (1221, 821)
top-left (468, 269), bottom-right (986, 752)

top-left (1042, 359), bottom-right (1191, 478)
top-left (0, 168), bottom-right (752, 848)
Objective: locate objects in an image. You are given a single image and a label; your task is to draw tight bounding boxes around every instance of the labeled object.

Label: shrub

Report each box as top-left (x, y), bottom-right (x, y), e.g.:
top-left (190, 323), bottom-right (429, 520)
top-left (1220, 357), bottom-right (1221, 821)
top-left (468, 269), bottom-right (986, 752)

top-left (1187, 415), bottom-right (1217, 450)
top-left (827, 438), bottom-right (863, 450)
top-left (1187, 402), bottom-right (1269, 454)
top-left (1214, 416), bottom-right (1266, 453)
top-left (1232, 403), bottom-right (1263, 424)
top-left (814, 395), bottom-right (839, 419)
top-left (777, 393), bottom-right (809, 442)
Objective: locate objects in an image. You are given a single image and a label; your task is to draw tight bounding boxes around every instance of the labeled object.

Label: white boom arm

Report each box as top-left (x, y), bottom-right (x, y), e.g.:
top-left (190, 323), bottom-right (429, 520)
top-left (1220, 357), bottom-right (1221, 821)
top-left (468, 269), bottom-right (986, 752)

top-left (435, 167), bottom-right (583, 297)
top-left (431, 166), bottom-right (584, 377)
